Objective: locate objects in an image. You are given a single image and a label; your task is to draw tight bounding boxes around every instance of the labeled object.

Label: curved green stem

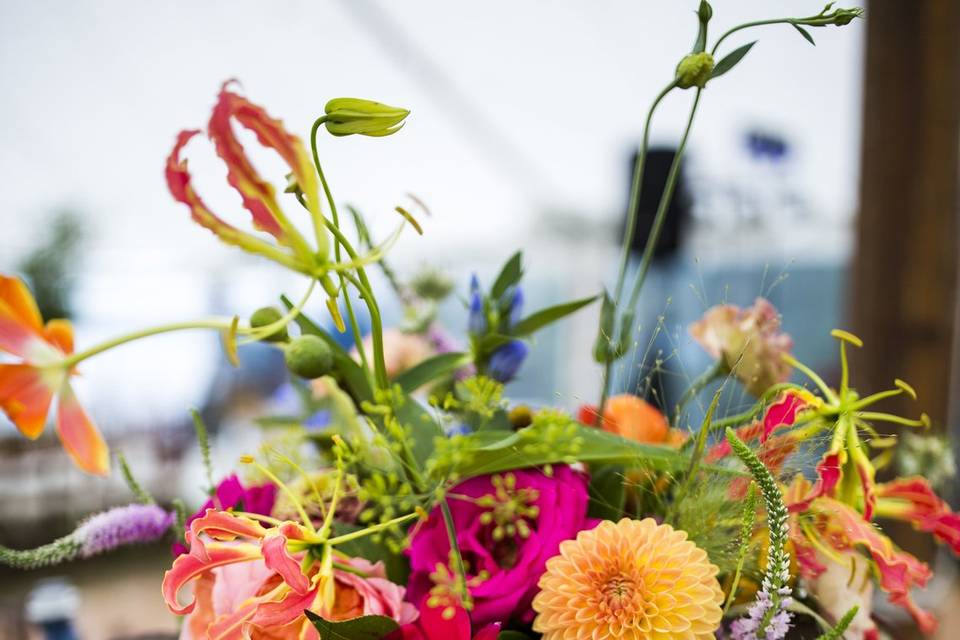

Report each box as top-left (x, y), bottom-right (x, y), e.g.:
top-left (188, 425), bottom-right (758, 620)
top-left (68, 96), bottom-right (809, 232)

top-left (440, 497), bottom-right (470, 605)
top-left (711, 18), bottom-right (789, 55)
top-left (674, 360), bottom-right (726, 422)
top-left (61, 319), bottom-right (234, 369)
top-left (612, 80), bottom-right (677, 302)
top-left (309, 117), bottom-right (388, 390)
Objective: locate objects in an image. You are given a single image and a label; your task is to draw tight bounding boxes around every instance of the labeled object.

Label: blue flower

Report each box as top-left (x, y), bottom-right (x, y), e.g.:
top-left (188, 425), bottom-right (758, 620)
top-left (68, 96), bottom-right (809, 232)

top-left (488, 339), bottom-right (528, 382)
top-left (509, 287), bottom-right (524, 327)
top-left (468, 275), bottom-right (486, 336)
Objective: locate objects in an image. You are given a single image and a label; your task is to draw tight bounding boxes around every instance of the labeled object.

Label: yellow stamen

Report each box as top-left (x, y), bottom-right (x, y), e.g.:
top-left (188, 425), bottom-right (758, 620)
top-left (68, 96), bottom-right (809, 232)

top-left (394, 206), bottom-right (423, 235)
top-left (830, 329), bottom-right (863, 347)
top-left (894, 379), bottom-right (917, 400)
top-left (241, 455), bottom-right (316, 533)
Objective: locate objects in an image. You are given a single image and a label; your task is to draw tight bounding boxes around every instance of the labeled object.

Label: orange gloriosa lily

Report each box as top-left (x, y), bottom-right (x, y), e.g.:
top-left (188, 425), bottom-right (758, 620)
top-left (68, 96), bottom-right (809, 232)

top-left (0, 275), bottom-right (108, 475)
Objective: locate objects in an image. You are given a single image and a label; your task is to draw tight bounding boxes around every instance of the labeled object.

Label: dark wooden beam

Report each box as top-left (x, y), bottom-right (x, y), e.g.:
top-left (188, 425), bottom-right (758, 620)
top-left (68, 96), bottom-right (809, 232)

top-left (851, 1), bottom-right (960, 429)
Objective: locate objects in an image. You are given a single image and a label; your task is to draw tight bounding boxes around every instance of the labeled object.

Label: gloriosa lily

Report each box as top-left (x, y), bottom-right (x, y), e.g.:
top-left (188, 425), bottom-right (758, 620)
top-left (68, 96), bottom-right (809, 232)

top-left (164, 455), bottom-right (421, 638)
top-left (712, 329), bottom-right (960, 632)
top-left (0, 275), bottom-right (108, 475)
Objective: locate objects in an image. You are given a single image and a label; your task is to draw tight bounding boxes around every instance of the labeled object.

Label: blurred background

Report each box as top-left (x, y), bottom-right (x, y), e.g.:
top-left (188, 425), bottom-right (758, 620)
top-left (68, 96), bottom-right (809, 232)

top-left (0, 1), bottom-right (957, 638)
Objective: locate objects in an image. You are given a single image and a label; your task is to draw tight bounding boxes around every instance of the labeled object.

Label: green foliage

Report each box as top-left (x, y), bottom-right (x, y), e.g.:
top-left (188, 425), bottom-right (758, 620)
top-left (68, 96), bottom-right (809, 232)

top-left (17, 211), bottom-right (84, 320)
top-left (117, 453), bottom-right (155, 505)
top-left (587, 464), bottom-right (626, 520)
top-left (510, 295), bottom-right (598, 336)
top-left (815, 606), bottom-right (859, 640)
top-left (395, 352), bottom-right (469, 393)
top-left (332, 521), bottom-right (410, 584)
top-left (724, 483), bottom-right (760, 612)
top-left (190, 409), bottom-right (214, 493)
top-left (671, 480), bottom-right (754, 579)
top-left (305, 611), bottom-right (399, 639)
top-left (491, 251), bottom-right (523, 301)
top-left (711, 41), bottom-right (756, 79)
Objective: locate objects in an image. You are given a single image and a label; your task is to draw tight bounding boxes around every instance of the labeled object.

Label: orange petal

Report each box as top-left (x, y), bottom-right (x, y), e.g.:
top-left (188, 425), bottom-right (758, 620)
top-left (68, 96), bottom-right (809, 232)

top-left (43, 319), bottom-right (74, 355)
top-left (0, 276), bottom-right (52, 359)
top-left (56, 381), bottom-right (109, 475)
top-left (0, 363), bottom-right (57, 439)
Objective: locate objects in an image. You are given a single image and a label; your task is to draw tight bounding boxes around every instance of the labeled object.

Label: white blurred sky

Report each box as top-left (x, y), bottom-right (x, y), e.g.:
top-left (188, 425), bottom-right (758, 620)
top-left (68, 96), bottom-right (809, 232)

top-left (0, 0), bottom-right (865, 430)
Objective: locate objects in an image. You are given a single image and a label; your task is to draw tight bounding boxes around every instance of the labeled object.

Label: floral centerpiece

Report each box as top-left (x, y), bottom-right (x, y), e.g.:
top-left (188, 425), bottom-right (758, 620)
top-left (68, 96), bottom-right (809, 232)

top-left (3, 3), bottom-right (959, 639)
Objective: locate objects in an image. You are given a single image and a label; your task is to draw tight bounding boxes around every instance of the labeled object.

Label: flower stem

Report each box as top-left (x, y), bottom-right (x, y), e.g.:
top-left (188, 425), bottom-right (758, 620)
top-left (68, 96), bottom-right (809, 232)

top-left (673, 360), bottom-right (726, 423)
top-left (325, 511), bottom-right (421, 546)
top-left (61, 319), bottom-right (233, 368)
top-left (440, 497), bottom-right (471, 606)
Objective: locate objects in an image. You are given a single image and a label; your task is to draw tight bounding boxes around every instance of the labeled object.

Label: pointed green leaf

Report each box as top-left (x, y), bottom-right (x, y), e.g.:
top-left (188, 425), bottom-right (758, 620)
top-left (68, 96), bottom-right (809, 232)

top-left (710, 41), bottom-right (757, 79)
top-left (490, 251), bottom-right (523, 301)
top-left (394, 392), bottom-right (443, 467)
top-left (395, 352), bottom-right (469, 393)
top-left (511, 295), bottom-right (598, 336)
top-left (792, 24), bottom-right (816, 46)
top-left (587, 464), bottom-right (627, 520)
top-left (479, 333), bottom-right (513, 356)
top-left (305, 612), bottom-right (399, 640)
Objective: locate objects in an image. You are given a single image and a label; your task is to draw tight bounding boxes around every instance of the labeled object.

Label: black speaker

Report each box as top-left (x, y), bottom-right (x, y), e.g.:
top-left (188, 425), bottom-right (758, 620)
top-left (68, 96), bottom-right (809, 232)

top-left (623, 147), bottom-right (690, 259)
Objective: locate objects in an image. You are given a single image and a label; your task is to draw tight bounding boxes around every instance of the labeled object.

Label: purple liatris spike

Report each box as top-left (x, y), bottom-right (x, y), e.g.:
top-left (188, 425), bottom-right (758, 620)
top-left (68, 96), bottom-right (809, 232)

top-left (488, 339), bottom-right (528, 383)
top-left (728, 585), bottom-right (794, 640)
top-left (75, 504), bottom-right (174, 558)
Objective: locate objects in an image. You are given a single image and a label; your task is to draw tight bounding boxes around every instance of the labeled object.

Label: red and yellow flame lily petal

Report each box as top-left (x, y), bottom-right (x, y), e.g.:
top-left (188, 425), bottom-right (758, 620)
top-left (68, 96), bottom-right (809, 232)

top-left (788, 451), bottom-right (842, 514)
top-left (166, 130), bottom-right (251, 244)
top-left (707, 390), bottom-right (810, 461)
top-left (55, 382), bottom-right (109, 476)
top-left (163, 540), bottom-right (264, 615)
top-left (0, 276), bottom-right (49, 359)
top-left (208, 88), bottom-right (285, 240)
top-left (190, 508), bottom-right (271, 542)
top-left (262, 533), bottom-right (311, 595)
top-left (249, 585), bottom-right (319, 629)
top-left (0, 364), bottom-right (58, 439)
top-left (817, 497), bottom-right (936, 633)
top-left (207, 599), bottom-right (261, 640)
top-left (42, 319), bottom-right (74, 355)
top-left (876, 477), bottom-right (960, 555)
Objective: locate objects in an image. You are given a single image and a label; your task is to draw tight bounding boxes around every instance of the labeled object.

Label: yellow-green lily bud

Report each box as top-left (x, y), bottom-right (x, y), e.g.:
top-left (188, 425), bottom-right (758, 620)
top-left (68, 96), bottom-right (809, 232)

top-left (285, 335), bottom-right (334, 379)
top-left (676, 52), bottom-right (714, 89)
top-left (249, 306), bottom-right (288, 342)
top-left (324, 98), bottom-right (410, 137)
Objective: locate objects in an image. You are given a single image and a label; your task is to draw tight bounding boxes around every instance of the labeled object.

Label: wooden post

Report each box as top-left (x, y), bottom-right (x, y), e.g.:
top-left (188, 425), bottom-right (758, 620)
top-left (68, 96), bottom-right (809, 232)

top-left (851, 1), bottom-right (960, 430)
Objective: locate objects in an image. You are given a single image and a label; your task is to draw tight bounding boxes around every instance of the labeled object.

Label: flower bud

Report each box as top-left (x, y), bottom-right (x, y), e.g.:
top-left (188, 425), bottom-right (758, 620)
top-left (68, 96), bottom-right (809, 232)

top-left (249, 306), bottom-right (288, 342)
top-left (285, 335), bottom-right (334, 379)
top-left (324, 98), bottom-right (410, 137)
top-left (697, 0), bottom-right (713, 23)
top-left (508, 288), bottom-right (524, 327)
top-left (410, 268), bottom-right (454, 301)
top-left (468, 291), bottom-right (486, 336)
top-left (676, 52), bottom-right (715, 89)
top-left (488, 340), bottom-right (528, 383)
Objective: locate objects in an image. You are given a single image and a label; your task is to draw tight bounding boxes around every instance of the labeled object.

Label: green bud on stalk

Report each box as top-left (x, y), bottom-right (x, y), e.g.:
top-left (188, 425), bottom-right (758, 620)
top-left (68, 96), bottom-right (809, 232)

top-left (285, 335), bottom-right (334, 379)
top-left (324, 98), bottom-right (410, 137)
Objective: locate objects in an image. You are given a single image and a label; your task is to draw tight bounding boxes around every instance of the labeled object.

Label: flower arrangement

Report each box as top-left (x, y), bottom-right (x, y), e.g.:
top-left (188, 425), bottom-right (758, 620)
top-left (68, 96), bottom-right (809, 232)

top-left (3, 3), bottom-right (959, 639)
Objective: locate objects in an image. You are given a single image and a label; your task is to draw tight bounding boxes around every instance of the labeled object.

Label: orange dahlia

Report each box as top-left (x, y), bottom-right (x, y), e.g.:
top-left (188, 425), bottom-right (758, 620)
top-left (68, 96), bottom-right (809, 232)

top-left (532, 518), bottom-right (723, 640)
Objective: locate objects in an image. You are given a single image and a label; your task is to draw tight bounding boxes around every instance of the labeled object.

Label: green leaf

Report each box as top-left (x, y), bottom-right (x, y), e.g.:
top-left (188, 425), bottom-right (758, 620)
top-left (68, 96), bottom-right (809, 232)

top-left (511, 294), bottom-right (598, 336)
top-left (282, 296), bottom-right (373, 406)
top-left (305, 611), bottom-right (399, 640)
top-left (394, 393), bottom-right (444, 467)
top-left (395, 352), bottom-right (469, 393)
top-left (490, 251), bottom-right (523, 301)
top-left (478, 333), bottom-right (513, 357)
top-left (710, 41), bottom-right (757, 79)
top-left (451, 420), bottom-right (744, 479)
top-left (792, 23), bottom-right (816, 46)
top-left (498, 632), bottom-right (533, 640)
top-left (587, 464), bottom-right (626, 520)
top-left (592, 290), bottom-right (615, 363)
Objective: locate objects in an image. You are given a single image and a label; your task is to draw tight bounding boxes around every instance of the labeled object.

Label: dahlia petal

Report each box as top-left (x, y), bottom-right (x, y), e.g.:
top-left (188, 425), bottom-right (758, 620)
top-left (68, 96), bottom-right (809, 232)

top-left (876, 477), bottom-right (960, 555)
top-left (163, 540), bottom-right (263, 615)
top-left (56, 381), bottom-right (109, 475)
top-left (0, 363), bottom-right (57, 439)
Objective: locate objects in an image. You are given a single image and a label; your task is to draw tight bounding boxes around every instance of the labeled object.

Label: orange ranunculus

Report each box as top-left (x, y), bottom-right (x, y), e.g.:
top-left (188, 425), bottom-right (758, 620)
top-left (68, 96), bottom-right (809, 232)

top-left (578, 394), bottom-right (670, 444)
top-left (0, 275), bottom-right (108, 475)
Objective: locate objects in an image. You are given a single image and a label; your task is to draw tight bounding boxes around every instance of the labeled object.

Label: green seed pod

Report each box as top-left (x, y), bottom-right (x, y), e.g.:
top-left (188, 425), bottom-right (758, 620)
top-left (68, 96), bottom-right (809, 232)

top-left (324, 98), bottom-right (410, 137)
top-left (284, 335), bottom-right (334, 379)
top-left (249, 306), bottom-right (288, 342)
